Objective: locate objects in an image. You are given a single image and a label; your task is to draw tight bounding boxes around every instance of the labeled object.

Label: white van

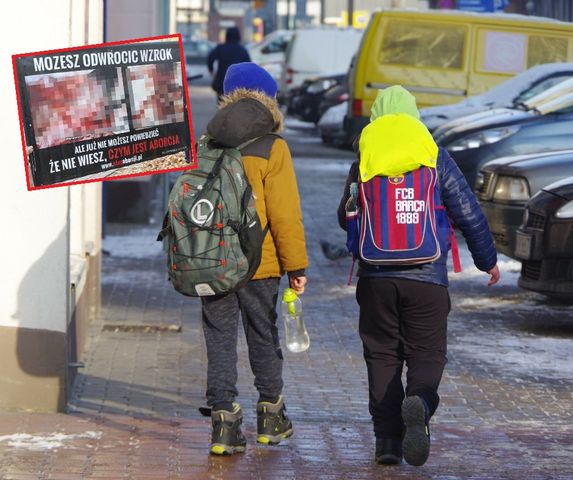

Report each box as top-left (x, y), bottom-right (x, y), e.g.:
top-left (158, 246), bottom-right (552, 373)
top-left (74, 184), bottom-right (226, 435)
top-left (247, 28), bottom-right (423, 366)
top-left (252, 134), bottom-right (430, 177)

top-left (280, 28), bottom-right (363, 94)
top-left (248, 30), bottom-right (294, 83)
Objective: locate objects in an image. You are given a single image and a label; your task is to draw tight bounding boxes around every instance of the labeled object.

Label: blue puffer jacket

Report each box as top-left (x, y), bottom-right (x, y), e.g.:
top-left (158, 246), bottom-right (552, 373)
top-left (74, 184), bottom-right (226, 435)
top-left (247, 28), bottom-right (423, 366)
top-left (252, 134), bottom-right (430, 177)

top-left (337, 147), bottom-right (498, 287)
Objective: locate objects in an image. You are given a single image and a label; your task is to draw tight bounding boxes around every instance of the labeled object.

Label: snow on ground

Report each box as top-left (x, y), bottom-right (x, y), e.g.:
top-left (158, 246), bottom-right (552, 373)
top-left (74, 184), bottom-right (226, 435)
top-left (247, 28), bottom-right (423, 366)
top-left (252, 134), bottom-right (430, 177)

top-left (452, 328), bottom-right (572, 381)
top-left (284, 117), bottom-right (316, 129)
top-left (103, 226), bottom-right (163, 259)
top-left (294, 158), bottom-right (353, 173)
top-left (288, 136), bottom-right (323, 144)
top-left (0, 432), bottom-right (102, 450)
top-left (452, 241), bottom-right (522, 285)
top-left (448, 233), bottom-right (573, 382)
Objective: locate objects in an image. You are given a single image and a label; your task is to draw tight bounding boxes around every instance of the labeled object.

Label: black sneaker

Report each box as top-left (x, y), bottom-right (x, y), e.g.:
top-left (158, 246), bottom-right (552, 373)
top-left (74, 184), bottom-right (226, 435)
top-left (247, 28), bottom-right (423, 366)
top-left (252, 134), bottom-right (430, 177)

top-left (210, 403), bottom-right (247, 455)
top-left (375, 438), bottom-right (402, 465)
top-left (401, 396), bottom-right (431, 466)
top-left (256, 396), bottom-right (293, 445)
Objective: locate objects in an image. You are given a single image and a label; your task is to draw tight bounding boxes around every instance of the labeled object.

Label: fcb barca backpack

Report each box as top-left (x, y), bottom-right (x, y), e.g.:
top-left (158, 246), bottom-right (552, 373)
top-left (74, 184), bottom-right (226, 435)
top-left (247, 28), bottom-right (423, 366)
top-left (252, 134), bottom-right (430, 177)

top-left (346, 165), bottom-right (460, 269)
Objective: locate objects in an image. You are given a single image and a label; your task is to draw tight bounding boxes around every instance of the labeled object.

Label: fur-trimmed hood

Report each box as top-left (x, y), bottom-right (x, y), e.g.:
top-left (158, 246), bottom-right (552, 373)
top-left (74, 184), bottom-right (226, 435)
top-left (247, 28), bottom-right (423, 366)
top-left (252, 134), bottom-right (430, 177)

top-left (206, 89), bottom-right (284, 147)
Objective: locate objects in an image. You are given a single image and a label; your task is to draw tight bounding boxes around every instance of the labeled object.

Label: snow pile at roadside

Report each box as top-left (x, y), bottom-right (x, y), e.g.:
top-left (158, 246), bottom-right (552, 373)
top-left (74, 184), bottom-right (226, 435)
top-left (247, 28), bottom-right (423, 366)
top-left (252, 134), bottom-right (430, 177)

top-left (0, 431), bottom-right (102, 451)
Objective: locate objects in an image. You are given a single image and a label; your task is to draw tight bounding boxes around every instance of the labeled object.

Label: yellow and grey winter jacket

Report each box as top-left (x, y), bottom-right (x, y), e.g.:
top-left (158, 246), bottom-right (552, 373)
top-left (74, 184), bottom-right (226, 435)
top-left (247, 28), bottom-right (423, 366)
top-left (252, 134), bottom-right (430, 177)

top-left (207, 89), bottom-right (308, 279)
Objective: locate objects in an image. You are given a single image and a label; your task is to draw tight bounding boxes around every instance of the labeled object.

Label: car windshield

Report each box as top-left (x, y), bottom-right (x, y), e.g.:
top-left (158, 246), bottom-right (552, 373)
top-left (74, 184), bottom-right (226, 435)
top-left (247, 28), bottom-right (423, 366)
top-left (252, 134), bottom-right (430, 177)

top-left (513, 73), bottom-right (573, 104)
top-left (251, 32), bottom-right (292, 52)
top-left (535, 92), bottom-right (573, 115)
top-left (521, 77), bottom-right (573, 113)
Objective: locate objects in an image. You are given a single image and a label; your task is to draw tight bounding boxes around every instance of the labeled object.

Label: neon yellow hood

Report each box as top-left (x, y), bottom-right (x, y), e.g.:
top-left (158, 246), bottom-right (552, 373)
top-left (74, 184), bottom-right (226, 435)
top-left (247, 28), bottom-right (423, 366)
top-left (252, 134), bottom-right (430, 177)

top-left (359, 113), bottom-right (438, 182)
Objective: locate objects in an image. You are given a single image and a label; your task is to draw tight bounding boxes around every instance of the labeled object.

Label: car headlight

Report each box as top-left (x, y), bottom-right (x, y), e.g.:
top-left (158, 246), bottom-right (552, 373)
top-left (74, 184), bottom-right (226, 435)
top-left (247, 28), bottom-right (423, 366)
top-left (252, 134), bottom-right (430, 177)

top-left (307, 79), bottom-right (337, 94)
top-left (555, 200), bottom-right (573, 219)
top-left (492, 175), bottom-right (530, 202)
top-left (474, 172), bottom-right (485, 191)
top-left (447, 126), bottom-right (520, 152)
top-left (522, 207), bottom-right (529, 226)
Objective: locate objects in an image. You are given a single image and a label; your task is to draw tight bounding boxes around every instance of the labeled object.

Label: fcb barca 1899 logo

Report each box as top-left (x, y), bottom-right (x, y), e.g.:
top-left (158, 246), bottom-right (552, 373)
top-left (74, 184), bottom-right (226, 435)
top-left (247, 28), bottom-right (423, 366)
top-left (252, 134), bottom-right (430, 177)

top-left (388, 175), bottom-right (404, 185)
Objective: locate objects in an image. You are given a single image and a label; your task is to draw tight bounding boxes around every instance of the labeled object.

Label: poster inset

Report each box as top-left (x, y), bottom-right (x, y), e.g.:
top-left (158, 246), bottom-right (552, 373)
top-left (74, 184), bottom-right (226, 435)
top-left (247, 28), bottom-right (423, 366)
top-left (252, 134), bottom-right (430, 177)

top-left (13, 34), bottom-right (196, 190)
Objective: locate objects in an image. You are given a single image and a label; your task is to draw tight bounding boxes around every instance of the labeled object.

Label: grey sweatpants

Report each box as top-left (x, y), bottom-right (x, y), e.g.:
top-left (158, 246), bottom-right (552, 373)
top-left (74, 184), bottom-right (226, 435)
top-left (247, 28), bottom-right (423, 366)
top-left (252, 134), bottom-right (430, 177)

top-left (201, 278), bottom-right (283, 406)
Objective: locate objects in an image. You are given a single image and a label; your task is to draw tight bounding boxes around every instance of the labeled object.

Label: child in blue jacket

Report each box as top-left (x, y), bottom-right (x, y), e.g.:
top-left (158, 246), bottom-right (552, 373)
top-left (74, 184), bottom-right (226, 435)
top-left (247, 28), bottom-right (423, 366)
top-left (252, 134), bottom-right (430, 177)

top-left (337, 86), bottom-right (500, 467)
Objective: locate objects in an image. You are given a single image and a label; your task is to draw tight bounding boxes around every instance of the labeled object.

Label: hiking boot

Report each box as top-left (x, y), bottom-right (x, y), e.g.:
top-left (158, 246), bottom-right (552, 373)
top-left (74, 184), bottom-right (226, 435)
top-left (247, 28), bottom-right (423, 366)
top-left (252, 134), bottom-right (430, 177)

top-left (256, 396), bottom-right (293, 445)
top-left (375, 438), bottom-right (402, 465)
top-left (210, 403), bottom-right (247, 455)
top-left (401, 395), bottom-right (431, 466)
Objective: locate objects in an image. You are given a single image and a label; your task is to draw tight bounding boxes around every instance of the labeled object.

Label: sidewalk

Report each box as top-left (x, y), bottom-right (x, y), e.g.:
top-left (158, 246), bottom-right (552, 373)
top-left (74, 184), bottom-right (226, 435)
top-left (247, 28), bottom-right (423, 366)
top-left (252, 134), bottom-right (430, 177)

top-left (0, 149), bottom-right (571, 479)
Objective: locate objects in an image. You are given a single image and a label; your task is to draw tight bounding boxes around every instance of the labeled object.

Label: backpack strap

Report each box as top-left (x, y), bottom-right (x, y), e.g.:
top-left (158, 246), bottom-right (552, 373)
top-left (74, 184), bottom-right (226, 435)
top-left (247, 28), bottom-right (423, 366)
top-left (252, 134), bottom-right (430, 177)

top-left (435, 207), bottom-right (462, 273)
top-left (238, 134), bottom-right (279, 240)
top-left (449, 226), bottom-right (462, 273)
top-left (237, 135), bottom-right (277, 240)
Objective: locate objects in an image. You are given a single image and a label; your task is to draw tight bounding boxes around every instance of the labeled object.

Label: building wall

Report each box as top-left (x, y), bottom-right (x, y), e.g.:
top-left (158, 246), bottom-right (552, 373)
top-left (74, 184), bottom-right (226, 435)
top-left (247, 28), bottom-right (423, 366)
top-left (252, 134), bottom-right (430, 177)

top-left (274, 0), bottom-right (429, 27)
top-left (0, 0), bottom-right (103, 412)
top-left (534, 0), bottom-right (572, 22)
top-left (105, 0), bottom-right (176, 226)
top-left (107, 0), bottom-right (176, 41)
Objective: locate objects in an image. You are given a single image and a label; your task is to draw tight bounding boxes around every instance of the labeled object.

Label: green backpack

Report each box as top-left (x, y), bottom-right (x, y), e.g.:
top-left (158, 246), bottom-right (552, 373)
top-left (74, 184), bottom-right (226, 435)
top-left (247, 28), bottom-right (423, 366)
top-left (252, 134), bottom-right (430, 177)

top-left (158, 135), bottom-right (269, 297)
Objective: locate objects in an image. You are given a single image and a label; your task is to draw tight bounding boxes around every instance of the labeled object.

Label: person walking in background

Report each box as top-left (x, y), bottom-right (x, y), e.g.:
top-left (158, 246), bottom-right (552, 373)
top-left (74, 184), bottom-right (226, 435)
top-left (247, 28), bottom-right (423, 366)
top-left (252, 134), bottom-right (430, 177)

top-left (337, 86), bottom-right (500, 467)
top-left (207, 27), bottom-right (251, 101)
top-left (202, 62), bottom-right (308, 456)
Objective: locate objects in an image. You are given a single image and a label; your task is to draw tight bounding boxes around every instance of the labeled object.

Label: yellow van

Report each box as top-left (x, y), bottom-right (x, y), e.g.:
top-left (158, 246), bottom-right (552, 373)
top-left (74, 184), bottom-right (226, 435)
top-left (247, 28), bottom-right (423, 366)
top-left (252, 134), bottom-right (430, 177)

top-left (346, 9), bottom-right (573, 138)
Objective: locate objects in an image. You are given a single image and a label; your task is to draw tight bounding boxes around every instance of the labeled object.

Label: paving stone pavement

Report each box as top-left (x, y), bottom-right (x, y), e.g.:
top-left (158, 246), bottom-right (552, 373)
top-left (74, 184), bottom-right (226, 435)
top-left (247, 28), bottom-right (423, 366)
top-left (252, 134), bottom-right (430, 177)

top-left (1, 84), bottom-right (572, 479)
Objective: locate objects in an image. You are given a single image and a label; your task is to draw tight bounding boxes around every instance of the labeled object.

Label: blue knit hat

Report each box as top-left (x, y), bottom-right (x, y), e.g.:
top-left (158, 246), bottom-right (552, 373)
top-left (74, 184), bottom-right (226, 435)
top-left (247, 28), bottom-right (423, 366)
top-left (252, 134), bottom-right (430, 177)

top-left (223, 62), bottom-right (278, 98)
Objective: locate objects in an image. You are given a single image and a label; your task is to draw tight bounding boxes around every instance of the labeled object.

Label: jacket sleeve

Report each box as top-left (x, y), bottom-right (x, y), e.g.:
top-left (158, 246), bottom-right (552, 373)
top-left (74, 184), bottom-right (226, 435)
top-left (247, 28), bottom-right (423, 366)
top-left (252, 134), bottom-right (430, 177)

top-left (207, 46), bottom-right (218, 73)
top-left (439, 149), bottom-right (497, 272)
top-left (264, 139), bottom-right (309, 273)
top-left (337, 161), bottom-right (359, 230)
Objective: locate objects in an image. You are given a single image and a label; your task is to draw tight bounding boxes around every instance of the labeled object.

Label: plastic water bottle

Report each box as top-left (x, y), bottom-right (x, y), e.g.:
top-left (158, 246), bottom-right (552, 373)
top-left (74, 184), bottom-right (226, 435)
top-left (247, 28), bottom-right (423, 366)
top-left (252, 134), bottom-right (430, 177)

top-left (281, 288), bottom-right (310, 353)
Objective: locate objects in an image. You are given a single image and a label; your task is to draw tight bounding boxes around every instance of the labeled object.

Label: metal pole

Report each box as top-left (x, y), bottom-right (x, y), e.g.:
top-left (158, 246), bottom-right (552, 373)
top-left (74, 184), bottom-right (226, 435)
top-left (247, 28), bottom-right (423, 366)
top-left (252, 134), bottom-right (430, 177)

top-left (348, 0), bottom-right (354, 27)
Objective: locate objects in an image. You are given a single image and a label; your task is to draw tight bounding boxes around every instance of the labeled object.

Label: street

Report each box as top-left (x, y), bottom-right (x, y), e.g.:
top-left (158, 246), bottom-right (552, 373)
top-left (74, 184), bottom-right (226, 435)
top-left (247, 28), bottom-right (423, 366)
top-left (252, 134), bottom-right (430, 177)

top-left (0, 70), bottom-right (571, 480)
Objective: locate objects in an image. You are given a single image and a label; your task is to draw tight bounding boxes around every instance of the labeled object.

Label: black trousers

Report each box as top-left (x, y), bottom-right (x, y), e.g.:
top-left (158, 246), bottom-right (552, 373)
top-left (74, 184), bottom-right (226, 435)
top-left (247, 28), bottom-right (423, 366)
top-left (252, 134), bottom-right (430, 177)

top-left (201, 278), bottom-right (283, 407)
top-left (356, 277), bottom-right (450, 440)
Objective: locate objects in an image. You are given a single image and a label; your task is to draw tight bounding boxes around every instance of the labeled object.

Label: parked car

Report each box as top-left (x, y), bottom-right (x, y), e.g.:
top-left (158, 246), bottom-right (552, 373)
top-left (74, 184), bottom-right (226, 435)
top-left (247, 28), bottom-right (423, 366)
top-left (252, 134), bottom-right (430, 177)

top-left (279, 28), bottom-right (362, 100)
top-left (434, 77), bottom-right (573, 188)
top-left (288, 73), bottom-right (345, 123)
top-left (515, 175), bottom-right (573, 300)
top-left (474, 150), bottom-right (573, 259)
top-left (318, 102), bottom-right (351, 148)
top-left (345, 9), bottom-right (573, 141)
top-left (421, 63), bottom-right (573, 133)
top-left (248, 30), bottom-right (293, 83)
top-left (318, 75), bottom-right (349, 121)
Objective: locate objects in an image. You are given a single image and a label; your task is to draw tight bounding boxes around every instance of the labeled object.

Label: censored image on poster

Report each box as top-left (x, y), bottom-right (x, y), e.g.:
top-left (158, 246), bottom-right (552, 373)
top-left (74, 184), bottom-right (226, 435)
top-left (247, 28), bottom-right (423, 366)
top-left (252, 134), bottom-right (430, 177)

top-left (26, 68), bottom-right (129, 149)
top-left (13, 34), bottom-right (196, 190)
top-left (127, 63), bottom-right (185, 129)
